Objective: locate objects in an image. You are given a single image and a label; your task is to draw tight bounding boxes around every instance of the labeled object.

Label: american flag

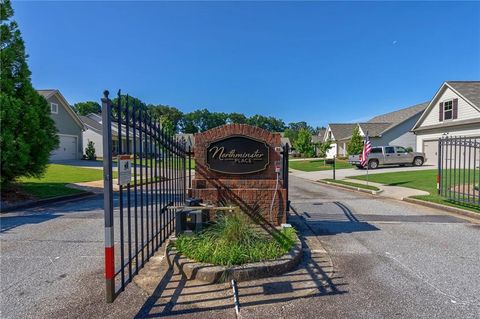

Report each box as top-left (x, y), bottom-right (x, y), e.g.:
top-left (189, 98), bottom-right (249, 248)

top-left (361, 132), bottom-right (372, 167)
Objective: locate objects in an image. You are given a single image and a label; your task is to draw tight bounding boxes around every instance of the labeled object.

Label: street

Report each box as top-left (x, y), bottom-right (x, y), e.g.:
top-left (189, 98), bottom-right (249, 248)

top-left (1, 176), bottom-right (479, 318)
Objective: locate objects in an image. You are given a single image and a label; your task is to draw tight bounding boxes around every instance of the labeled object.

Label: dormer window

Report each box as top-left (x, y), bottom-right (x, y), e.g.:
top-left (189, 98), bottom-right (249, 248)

top-left (50, 103), bottom-right (58, 114)
top-left (443, 100), bottom-right (453, 120)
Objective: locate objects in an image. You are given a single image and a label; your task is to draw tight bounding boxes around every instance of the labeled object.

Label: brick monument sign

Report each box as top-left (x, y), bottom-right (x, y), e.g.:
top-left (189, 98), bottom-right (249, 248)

top-left (191, 124), bottom-right (287, 226)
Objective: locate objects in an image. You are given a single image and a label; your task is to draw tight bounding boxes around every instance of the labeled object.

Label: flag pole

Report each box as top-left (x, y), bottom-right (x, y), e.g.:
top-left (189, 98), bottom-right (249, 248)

top-left (365, 131), bottom-right (369, 186)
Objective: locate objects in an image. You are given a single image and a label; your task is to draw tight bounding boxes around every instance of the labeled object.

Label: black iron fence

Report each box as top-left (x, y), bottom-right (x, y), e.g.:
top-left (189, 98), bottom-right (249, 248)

top-left (282, 143), bottom-right (290, 213)
top-left (102, 90), bottom-right (187, 303)
top-left (438, 136), bottom-right (480, 207)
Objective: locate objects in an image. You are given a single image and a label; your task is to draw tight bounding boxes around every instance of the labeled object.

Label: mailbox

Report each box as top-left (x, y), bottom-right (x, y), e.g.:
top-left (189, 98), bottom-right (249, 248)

top-left (325, 158), bottom-right (335, 165)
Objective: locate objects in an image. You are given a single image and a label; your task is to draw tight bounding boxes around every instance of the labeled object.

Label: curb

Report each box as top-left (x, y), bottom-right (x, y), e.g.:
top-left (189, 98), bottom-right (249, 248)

top-left (166, 234), bottom-right (303, 284)
top-left (402, 197), bottom-right (480, 221)
top-left (316, 179), bottom-right (383, 195)
top-left (1, 191), bottom-right (96, 213)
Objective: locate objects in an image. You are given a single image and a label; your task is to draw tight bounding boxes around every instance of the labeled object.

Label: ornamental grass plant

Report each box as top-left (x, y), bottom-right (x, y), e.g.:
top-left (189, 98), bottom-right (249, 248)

top-left (175, 213), bottom-right (296, 266)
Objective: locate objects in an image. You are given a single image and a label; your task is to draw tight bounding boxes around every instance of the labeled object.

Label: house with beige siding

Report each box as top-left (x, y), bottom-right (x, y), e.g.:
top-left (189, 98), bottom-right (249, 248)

top-left (37, 89), bottom-right (84, 160)
top-left (412, 81), bottom-right (480, 164)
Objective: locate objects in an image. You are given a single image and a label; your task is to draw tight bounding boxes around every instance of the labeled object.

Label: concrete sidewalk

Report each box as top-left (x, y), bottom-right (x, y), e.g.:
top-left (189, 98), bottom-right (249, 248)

top-left (291, 164), bottom-right (436, 181)
top-left (342, 178), bottom-right (429, 200)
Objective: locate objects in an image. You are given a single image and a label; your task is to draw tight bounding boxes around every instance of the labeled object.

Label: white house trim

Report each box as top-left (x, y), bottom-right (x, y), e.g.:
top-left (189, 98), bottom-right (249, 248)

top-left (413, 82), bottom-right (480, 130)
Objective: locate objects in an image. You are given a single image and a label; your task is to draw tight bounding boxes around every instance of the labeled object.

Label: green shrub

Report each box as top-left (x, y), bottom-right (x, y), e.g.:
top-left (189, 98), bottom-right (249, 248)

top-left (175, 214), bottom-right (296, 266)
top-left (85, 141), bottom-right (96, 160)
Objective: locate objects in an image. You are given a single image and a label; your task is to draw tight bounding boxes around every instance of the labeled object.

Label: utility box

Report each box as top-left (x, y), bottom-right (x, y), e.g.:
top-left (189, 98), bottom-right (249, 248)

top-left (175, 209), bottom-right (207, 236)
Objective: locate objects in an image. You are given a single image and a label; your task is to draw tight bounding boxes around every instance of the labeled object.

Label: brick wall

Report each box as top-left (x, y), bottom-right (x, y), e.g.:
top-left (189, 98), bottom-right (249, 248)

top-left (192, 124), bottom-right (287, 226)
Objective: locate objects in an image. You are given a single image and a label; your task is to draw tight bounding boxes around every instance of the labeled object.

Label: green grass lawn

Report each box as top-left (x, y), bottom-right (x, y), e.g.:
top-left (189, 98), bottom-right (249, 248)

top-left (17, 164), bottom-right (117, 199)
top-left (289, 159), bottom-right (352, 172)
top-left (98, 157), bottom-right (196, 169)
top-left (323, 179), bottom-right (380, 191)
top-left (350, 169), bottom-right (480, 213)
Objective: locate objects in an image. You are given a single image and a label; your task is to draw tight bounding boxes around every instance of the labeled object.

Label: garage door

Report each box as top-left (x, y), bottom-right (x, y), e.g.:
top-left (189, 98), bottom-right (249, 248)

top-left (423, 140), bottom-right (438, 166)
top-left (51, 135), bottom-right (77, 160)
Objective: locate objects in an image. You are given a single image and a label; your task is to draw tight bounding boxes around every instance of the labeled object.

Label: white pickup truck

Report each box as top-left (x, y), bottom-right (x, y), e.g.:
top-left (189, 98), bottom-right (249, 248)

top-left (348, 146), bottom-right (426, 169)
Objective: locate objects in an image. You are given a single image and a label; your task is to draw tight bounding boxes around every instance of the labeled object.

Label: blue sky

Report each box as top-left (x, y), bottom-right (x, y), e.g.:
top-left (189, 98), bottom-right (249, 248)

top-left (13, 1), bottom-right (480, 127)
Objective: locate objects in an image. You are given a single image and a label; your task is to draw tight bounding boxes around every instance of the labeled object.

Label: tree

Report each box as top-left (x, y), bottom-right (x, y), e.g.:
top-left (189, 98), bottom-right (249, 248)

top-left (148, 104), bottom-right (183, 132)
top-left (294, 128), bottom-right (315, 157)
top-left (227, 112), bottom-right (248, 124)
top-left (0, 0), bottom-right (58, 184)
top-left (159, 115), bottom-right (174, 136)
top-left (248, 115), bottom-right (285, 132)
top-left (283, 128), bottom-right (298, 146)
top-left (347, 126), bottom-right (363, 155)
top-left (74, 101), bottom-right (101, 115)
top-left (318, 139), bottom-right (332, 158)
top-left (84, 141), bottom-right (96, 160)
top-left (288, 121), bottom-right (314, 134)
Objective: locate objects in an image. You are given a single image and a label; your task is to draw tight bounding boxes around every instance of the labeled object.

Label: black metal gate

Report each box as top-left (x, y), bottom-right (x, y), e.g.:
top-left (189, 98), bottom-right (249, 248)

top-left (438, 136), bottom-right (480, 207)
top-left (101, 90), bottom-right (187, 302)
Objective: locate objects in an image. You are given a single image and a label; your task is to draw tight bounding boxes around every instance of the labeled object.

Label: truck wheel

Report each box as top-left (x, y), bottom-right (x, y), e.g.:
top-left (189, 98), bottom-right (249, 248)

top-left (413, 157), bottom-right (424, 166)
top-left (368, 160), bottom-right (379, 169)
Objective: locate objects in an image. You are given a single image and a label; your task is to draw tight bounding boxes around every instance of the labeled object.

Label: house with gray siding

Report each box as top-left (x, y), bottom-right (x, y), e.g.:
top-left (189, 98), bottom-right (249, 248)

top-left (362, 101), bottom-right (429, 148)
top-left (37, 89), bottom-right (84, 160)
top-left (323, 102), bottom-right (428, 158)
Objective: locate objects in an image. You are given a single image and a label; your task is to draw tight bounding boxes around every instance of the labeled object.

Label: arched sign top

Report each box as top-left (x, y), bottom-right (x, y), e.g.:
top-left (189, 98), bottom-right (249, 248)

top-left (205, 135), bottom-right (270, 175)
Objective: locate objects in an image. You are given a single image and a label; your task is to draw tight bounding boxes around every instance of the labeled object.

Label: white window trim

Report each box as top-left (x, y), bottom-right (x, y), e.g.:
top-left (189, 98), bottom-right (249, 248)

top-left (442, 99), bottom-right (453, 122)
top-left (50, 102), bottom-right (58, 114)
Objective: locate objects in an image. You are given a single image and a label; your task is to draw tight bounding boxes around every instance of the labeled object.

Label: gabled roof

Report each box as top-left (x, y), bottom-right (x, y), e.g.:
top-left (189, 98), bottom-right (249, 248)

top-left (311, 135), bottom-right (323, 143)
top-left (358, 122), bottom-right (392, 137)
top-left (328, 123), bottom-right (357, 141)
top-left (79, 115), bottom-right (102, 133)
top-left (37, 89), bottom-right (84, 129)
top-left (445, 81), bottom-right (480, 109)
top-left (368, 101), bottom-right (428, 132)
top-left (413, 81), bottom-right (480, 131)
top-left (280, 137), bottom-right (292, 147)
top-left (316, 128), bottom-right (326, 140)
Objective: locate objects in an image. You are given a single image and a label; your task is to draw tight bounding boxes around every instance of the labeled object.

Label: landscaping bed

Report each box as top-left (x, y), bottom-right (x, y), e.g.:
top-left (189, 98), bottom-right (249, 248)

top-left (169, 214), bottom-right (301, 283)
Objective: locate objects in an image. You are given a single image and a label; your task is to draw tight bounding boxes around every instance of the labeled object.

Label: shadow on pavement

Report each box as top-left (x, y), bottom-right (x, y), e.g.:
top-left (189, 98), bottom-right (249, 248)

top-left (0, 213), bottom-right (60, 233)
top-left (133, 225), bottom-right (347, 318)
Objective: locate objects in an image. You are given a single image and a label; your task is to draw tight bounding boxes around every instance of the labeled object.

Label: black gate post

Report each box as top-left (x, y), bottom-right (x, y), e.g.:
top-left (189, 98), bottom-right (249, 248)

top-left (101, 91), bottom-right (115, 303)
top-left (284, 143), bottom-right (290, 214)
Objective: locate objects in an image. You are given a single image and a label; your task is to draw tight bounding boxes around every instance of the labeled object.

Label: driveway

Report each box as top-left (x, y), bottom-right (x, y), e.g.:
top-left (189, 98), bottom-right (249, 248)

top-left (292, 164), bottom-right (436, 181)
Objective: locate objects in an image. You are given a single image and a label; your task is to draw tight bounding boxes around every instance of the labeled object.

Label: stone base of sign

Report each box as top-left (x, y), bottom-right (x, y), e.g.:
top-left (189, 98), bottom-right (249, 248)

top-left (167, 234), bottom-right (302, 284)
top-left (192, 124), bottom-right (287, 226)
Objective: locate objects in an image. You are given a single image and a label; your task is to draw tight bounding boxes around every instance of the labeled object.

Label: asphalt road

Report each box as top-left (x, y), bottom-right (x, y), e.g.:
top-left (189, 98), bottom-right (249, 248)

top-left (0, 195), bottom-right (150, 319)
top-left (1, 176), bottom-right (479, 318)
top-left (265, 176), bottom-right (480, 318)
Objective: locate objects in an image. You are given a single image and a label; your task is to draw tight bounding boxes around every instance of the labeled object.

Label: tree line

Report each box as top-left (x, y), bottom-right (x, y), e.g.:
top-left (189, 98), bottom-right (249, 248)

top-left (73, 97), bottom-right (324, 136)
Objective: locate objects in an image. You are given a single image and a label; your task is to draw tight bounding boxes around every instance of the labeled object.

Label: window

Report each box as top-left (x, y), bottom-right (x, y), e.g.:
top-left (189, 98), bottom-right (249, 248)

top-left (395, 146), bottom-right (407, 153)
top-left (50, 103), bottom-right (58, 114)
top-left (385, 146), bottom-right (395, 154)
top-left (371, 147), bottom-right (382, 154)
top-left (443, 100), bottom-right (453, 120)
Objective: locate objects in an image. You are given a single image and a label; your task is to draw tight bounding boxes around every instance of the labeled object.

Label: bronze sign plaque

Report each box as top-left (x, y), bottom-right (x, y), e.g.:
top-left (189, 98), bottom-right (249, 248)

top-left (206, 135), bottom-right (270, 174)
